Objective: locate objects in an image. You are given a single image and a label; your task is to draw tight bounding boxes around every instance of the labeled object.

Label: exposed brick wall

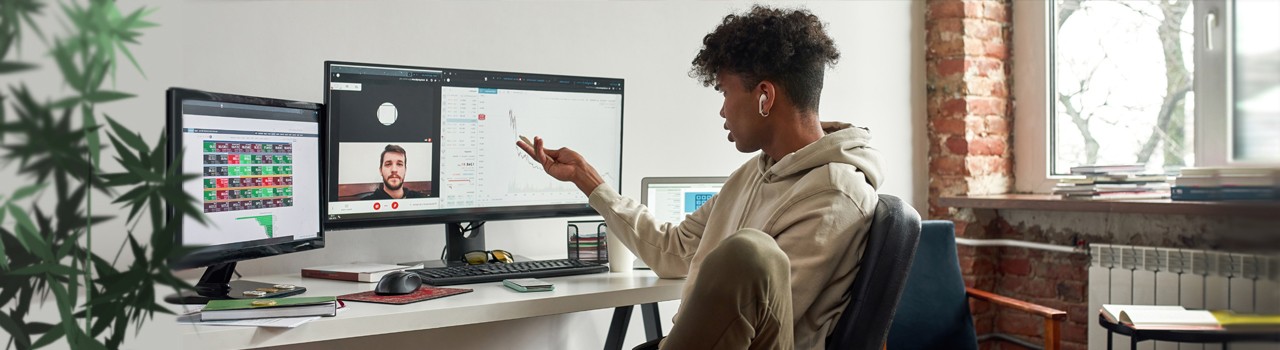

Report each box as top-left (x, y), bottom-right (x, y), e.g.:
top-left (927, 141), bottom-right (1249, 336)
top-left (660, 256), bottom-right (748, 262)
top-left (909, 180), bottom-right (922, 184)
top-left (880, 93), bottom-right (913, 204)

top-left (977, 211), bottom-right (1090, 350)
top-left (925, 0), bottom-right (1064, 349)
top-left (925, 0), bottom-right (1013, 223)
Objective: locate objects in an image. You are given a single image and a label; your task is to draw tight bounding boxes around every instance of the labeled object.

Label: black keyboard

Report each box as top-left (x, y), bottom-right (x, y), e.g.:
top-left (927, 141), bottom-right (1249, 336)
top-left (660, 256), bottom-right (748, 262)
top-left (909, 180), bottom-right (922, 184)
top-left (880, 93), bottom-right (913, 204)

top-left (407, 259), bottom-right (609, 286)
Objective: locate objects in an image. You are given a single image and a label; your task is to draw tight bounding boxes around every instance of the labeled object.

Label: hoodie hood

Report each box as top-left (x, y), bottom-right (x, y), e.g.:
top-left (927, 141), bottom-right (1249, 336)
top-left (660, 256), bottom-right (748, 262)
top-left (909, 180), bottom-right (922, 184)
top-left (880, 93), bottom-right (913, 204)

top-left (757, 121), bottom-right (884, 189)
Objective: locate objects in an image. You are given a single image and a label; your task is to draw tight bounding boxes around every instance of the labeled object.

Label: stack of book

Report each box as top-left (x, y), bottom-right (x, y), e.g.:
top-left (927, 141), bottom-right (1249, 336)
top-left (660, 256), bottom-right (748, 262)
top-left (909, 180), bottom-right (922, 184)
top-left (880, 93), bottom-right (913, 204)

top-left (301, 263), bottom-right (407, 282)
top-left (1054, 165), bottom-right (1172, 200)
top-left (201, 296), bottom-right (339, 321)
top-left (1172, 167), bottom-right (1279, 201)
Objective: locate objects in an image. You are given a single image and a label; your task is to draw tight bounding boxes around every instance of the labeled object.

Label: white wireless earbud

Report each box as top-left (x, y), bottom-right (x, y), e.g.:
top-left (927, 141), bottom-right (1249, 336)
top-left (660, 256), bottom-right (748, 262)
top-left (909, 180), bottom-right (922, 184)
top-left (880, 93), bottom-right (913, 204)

top-left (758, 94), bottom-right (769, 117)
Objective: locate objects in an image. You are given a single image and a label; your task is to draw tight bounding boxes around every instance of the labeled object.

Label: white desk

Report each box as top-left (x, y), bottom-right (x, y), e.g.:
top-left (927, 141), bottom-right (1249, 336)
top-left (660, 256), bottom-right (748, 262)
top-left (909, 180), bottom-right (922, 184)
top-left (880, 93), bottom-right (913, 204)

top-left (177, 270), bottom-right (684, 349)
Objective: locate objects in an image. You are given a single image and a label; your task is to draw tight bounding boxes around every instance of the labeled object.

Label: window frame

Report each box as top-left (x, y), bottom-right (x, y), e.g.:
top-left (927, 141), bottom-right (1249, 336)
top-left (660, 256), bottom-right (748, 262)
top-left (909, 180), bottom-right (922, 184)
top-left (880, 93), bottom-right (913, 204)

top-left (1014, 0), bottom-right (1236, 194)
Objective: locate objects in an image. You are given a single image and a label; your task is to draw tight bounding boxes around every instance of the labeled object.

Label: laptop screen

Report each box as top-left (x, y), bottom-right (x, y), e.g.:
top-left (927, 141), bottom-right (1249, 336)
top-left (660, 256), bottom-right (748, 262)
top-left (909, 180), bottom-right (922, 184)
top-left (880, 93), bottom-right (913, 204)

top-left (640, 177), bottom-right (727, 224)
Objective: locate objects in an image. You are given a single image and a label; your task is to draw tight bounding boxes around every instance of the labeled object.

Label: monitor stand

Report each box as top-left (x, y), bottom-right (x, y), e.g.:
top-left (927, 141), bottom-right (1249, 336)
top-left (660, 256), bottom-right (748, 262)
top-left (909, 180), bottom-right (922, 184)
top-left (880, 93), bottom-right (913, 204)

top-left (399, 221), bottom-right (485, 267)
top-left (164, 262), bottom-right (306, 305)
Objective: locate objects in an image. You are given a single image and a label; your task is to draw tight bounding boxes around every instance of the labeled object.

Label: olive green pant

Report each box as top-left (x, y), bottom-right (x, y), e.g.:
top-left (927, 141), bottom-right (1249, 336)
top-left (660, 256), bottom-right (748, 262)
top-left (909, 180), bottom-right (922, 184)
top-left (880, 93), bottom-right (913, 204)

top-left (659, 228), bottom-right (795, 350)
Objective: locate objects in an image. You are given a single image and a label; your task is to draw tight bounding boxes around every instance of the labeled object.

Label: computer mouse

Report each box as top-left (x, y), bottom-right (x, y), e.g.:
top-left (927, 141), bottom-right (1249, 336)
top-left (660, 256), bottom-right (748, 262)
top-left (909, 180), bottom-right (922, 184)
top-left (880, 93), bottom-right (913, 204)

top-left (375, 271), bottom-right (422, 295)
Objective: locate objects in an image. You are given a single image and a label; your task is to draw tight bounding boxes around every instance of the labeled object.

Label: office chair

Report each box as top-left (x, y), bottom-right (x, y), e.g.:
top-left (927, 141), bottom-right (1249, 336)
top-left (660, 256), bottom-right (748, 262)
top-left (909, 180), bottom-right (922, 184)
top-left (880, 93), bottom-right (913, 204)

top-left (825, 194), bottom-right (922, 350)
top-left (886, 220), bottom-right (1066, 350)
top-left (632, 194), bottom-right (922, 350)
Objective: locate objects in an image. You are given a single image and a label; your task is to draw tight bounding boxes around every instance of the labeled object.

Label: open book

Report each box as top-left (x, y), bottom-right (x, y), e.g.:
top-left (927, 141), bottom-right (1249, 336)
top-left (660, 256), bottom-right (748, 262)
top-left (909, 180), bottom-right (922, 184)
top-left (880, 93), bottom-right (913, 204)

top-left (1101, 304), bottom-right (1221, 330)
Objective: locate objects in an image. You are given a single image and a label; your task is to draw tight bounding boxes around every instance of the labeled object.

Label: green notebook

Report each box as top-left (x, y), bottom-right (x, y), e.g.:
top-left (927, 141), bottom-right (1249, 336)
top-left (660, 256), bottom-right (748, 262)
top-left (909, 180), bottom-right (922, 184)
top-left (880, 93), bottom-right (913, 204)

top-left (201, 296), bottom-right (337, 321)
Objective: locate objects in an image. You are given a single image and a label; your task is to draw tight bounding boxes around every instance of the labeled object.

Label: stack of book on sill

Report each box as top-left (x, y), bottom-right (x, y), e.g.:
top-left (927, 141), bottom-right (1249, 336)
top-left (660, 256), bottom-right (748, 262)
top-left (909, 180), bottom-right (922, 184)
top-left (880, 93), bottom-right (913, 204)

top-left (201, 296), bottom-right (339, 321)
top-left (1054, 165), bottom-right (1172, 201)
top-left (1172, 167), bottom-right (1279, 201)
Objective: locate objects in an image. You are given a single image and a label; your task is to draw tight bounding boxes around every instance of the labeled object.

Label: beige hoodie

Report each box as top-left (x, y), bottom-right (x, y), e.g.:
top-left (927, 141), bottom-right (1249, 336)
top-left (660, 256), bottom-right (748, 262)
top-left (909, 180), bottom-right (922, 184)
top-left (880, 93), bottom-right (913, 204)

top-left (588, 122), bottom-right (883, 350)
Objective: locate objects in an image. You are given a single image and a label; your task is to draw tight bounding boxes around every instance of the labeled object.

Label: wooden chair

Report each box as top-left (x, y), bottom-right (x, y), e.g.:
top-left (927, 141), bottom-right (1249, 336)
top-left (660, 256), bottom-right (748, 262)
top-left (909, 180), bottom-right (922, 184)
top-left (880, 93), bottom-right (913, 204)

top-left (887, 220), bottom-right (1067, 350)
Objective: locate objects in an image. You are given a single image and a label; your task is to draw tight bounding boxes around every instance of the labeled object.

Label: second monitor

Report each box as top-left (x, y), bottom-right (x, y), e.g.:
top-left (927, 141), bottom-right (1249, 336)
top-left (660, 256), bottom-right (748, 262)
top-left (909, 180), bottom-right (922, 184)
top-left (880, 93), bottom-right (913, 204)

top-left (324, 61), bottom-right (624, 263)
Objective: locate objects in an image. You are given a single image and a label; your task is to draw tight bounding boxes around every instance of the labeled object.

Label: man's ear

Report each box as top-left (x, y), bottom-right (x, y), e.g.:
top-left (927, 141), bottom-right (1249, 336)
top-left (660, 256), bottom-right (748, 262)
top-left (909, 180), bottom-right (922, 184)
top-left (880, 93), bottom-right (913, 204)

top-left (757, 80), bottom-right (776, 115)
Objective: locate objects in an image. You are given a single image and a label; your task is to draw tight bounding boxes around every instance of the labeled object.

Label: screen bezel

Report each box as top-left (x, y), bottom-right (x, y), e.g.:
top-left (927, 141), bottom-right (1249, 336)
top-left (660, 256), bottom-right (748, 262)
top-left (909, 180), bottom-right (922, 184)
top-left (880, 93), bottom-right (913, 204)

top-left (165, 87), bottom-right (326, 270)
top-left (322, 60), bottom-right (625, 230)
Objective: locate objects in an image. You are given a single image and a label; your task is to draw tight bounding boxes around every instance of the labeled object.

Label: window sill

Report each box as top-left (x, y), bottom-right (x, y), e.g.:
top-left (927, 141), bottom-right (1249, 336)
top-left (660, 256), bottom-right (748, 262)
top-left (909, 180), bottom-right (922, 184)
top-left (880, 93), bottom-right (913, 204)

top-left (938, 194), bottom-right (1280, 219)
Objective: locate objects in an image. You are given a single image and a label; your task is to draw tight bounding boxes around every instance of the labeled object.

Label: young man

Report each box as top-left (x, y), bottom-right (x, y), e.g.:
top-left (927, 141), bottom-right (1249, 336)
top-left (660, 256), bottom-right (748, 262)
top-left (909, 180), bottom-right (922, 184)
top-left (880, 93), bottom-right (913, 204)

top-left (363, 144), bottom-right (427, 200)
top-left (517, 5), bottom-right (882, 349)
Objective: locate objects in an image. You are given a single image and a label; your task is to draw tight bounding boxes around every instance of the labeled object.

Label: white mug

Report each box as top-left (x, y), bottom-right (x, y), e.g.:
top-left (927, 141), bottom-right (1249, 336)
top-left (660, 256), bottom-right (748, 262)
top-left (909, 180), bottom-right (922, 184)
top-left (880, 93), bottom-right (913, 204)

top-left (603, 223), bottom-right (635, 272)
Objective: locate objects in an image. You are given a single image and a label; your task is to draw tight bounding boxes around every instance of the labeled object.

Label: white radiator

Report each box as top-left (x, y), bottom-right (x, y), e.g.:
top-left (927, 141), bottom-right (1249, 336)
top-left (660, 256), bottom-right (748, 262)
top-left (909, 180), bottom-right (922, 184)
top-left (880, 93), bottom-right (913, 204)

top-left (1088, 244), bottom-right (1280, 350)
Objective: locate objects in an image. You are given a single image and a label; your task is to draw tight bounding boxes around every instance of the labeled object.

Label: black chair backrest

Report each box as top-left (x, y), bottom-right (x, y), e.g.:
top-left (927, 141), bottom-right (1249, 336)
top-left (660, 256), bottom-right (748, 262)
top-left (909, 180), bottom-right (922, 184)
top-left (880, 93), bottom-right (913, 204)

top-left (886, 220), bottom-right (978, 349)
top-left (825, 194), bottom-right (922, 350)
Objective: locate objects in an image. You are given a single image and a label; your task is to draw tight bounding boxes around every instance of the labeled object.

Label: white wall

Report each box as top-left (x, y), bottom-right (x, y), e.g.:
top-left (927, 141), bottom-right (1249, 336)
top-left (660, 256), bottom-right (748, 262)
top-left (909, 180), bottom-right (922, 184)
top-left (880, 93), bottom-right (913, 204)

top-left (4, 1), bottom-right (923, 349)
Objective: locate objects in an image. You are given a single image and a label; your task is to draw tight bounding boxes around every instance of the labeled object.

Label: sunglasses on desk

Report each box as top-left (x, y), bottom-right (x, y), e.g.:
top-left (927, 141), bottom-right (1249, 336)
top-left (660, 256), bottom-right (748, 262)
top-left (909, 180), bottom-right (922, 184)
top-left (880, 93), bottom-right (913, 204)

top-left (463, 249), bottom-right (514, 265)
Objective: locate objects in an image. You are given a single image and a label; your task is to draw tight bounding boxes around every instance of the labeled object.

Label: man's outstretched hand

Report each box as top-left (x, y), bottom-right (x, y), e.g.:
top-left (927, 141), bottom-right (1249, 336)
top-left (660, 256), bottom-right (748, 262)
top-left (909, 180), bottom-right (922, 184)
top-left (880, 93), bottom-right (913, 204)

top-left (516, 136), bottom-right (605, 196)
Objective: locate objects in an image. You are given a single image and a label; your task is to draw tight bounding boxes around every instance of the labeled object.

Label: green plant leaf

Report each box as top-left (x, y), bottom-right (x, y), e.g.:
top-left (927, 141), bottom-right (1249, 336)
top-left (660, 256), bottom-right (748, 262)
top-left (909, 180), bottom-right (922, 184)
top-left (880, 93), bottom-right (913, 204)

top-left (84, 270), bottom-right (143, 307)
top-left (51, 40), bottom-right (85, 93)
top-left (0, 229), bottom-right (8, 270)
top-left (110, 185), bottom-right (148, 205)
top-left (51, 96), bottom-right (83, 109)
top-left (115, 40), bottom-right (145, 78)
top-left (107, 134), bottom-right (143, 171)
top-left (0, 311), bottom-right (32, 349)
top-left (0, 61), bottom-right (37, 74)
top-left (7, 204), bottom-right (53, 261)
top-left (83, 90), bottom-right (134, 104)
top-left (71, 325), bottom-right (109, 350)
top-left (100, 172), bottom-right (142, 186)
top-left (89, 306), bottom-right (113, 336)
top-left (23, 321), bottom-right (54, 334)
top-left (5, 263), bottom-right (81, 276)
top-left (9, 183), bottom-right (46, 202)
top-left (106, 116), bottom-right (148, 154)
top-left (149, 132), bottom-right (165, 171)
top-left (47, 279), bottom-right (79, 348)
top-left (123, 163), bottom-right (162, 182)
top-left (31, 322), bottom-right (65, 348)
top-left (85, 52), bottom-right (110, 93)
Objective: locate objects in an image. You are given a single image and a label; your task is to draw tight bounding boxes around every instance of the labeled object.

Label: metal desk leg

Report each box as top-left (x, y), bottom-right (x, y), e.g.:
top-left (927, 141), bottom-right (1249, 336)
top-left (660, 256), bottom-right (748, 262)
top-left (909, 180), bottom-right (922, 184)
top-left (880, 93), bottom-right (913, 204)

top-left (605, 306), bottom-right (634, 350)
top-left (641, 302), bottom-right (663, 341)
top-left (1130, 333), bottom-right (1137, 349)
top-left (1107, 330), bottom-right (1113, 350)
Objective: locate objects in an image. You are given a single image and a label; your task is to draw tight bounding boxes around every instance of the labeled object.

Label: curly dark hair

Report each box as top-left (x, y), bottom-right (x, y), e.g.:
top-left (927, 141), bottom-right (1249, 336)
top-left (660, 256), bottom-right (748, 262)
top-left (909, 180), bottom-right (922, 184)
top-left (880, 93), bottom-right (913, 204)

top-left (690, 5), bottom-right (840, 112)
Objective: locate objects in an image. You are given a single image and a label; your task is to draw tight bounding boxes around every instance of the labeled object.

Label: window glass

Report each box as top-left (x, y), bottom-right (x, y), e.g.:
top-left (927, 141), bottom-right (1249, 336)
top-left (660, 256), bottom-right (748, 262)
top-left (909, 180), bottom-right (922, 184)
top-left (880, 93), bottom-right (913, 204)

top-left (1232, 0), bottom-right (1280, 162)
top-left (1053, 0), bottom-right (1196, 174)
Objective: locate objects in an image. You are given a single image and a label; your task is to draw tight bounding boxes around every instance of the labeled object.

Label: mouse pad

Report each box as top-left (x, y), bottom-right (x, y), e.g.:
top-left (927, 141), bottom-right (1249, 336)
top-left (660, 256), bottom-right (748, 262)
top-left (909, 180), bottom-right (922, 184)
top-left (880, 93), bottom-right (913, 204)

top-left (338, 287), bottom-right (473, 305)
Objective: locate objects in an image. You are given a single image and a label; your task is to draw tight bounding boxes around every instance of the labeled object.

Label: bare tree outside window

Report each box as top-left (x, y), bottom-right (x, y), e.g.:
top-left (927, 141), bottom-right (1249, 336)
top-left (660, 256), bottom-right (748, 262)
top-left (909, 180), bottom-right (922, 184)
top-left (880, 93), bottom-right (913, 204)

top-left (1053, 0), bottom-right (1196, 174)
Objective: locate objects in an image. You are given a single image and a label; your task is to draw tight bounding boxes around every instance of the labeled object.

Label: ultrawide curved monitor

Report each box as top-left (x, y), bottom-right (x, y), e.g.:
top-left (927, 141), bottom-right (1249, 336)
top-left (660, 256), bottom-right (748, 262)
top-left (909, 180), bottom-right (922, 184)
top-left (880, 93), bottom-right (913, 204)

top-left (323, 61), bottom-right (624, 230)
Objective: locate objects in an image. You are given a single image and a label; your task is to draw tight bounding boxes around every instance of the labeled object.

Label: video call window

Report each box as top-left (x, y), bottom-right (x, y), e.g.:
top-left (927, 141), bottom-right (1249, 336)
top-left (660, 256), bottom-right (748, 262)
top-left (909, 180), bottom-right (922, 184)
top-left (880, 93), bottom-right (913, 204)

top-left (329, 65), bottom-right (442, 202)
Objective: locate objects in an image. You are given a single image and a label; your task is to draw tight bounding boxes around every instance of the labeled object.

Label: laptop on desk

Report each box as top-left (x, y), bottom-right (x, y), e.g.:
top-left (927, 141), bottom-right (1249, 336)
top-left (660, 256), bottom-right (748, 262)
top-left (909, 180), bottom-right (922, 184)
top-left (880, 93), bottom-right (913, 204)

top-left (635, 176), bottom-right (728, 269)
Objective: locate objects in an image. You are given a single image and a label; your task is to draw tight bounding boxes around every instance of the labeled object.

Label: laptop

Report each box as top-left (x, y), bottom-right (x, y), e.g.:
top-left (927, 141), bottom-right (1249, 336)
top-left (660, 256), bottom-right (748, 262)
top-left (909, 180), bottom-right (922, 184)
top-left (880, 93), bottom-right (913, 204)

top-left (634, 176), bottom-right (729, 269)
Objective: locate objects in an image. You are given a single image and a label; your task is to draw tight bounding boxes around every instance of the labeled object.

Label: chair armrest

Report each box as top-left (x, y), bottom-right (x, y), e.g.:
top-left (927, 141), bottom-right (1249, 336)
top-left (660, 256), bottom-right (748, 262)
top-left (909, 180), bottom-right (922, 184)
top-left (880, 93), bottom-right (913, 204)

top-left (966, 287), bottom-right (1066, 321)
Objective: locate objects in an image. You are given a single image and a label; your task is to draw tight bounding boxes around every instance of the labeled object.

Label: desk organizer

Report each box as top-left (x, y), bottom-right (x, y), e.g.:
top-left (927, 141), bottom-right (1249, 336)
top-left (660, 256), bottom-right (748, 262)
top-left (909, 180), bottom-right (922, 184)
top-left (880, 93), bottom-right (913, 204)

top-left (567, 220), bottom-right (607, 263)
